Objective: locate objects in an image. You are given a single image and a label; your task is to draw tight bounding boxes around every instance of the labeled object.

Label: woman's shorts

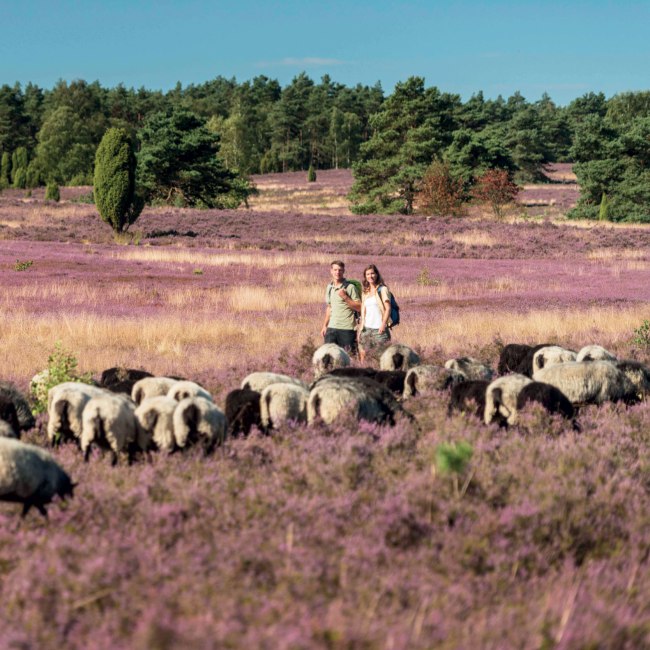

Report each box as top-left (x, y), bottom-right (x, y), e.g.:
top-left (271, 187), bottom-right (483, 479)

top-left (359, 327), bottom-right (391, 354)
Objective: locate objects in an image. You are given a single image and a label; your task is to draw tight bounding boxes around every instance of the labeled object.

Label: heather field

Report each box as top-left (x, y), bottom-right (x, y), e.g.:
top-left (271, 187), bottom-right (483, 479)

top-left (1, 170), bottom-right (650, 649)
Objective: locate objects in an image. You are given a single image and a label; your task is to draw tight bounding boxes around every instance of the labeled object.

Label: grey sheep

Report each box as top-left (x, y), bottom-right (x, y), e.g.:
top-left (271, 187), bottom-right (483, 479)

top-left (47, 383), bottom-right (107, 447)
top-left (167, 380), bottom-right (213, 403)
top-left (131, 377), bottom-right (179, 405)
top-left (0, 396), bottom-right (21, 439)
top-left (484, 374), bottom-right (533, 426)
top-left (0, 381), bottom-right (36, 432)
top-left (81, 393), bottom-right (139, 465)
top-left (534, 361), bottom-right (639, 406)
top-left (307, 376), bottom-right (405, 426)
top-left (260, 382), bottom-right (309, 430)
top-left (0, 437), bottom-right (74, 517)
top-left (576, 345), bottom-right (617, 363)
top-left (173, 396), bottom-right (227, 454)
top-left (134, 396), bottom-right (178, 454)
top-left (240, 371), bottom-right (308, 393)
top-left (403, 365), bottom-right (465, 399)
top-left (379, 344), bottom-right (420, 372)
top-left (444, 356), bottom-right (494, 381)
top-left (614, 360), bottom-right (650, 398)
top-left (312, 344), bottom-right (351, 378)
top-left (532, 346), bottom-right (577, 378)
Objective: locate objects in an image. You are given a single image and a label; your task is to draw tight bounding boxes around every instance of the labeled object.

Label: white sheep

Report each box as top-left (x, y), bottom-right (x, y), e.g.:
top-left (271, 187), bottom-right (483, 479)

top-left (0, 437), bottom-right (75, 517)
top-left (484, 374), bottom-right (534, 426)
top-left (531, 346), bottom-right (577, 378)
top-left (47, 383), bottom-right (107, 446)
top-left (81, 393), bottom-right (139, 465)
top-left (312, 344), bottom-right (351, 378)
top-left (260, 382), bottom-right (309, 430)
top-left (167, 380), bottom-right (213, 403)
top-left (379, 344), bottom-right (420, 372)
top-left (131, 377), bottom-right (179, 405)
top-left (403, 365), bottom-right (465, 399)
top-left (240, 371), bottom-right (308, 393)
top-left (534, 360), bottom-right (638, 406)
top-left (173, 397), bottom-right (227, 454)
top-left (134, 396), bottom-right (178, 454)
top-left (576, 345), bottom-right (617, 363)
top-left (444, 357), bottom-right (494, 381)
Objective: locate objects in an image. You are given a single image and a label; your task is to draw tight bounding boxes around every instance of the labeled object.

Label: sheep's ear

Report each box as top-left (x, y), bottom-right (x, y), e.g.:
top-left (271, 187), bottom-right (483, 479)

top-left (133, 387), bottom-right (143, 404)
top-left (536, 356), bottom-right (545, 370)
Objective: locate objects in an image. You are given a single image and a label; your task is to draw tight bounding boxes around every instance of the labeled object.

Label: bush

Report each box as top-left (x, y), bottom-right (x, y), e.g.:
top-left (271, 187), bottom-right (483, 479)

top-left (45, 182), bottom-right (60, 202)
top-left (307, 164), bottom-right (317, 182)
top-left (471, 168), bottom-right (519, 219)
top-left (417, 160), bottom-right (465, 216)
top-left (12, 167), bottom-right (27, 189)
top-left (94, 127), bottom-right (143, 232)
top-left (0, 151), bottom-right (10, 188)
top-left (598, 192), bottom-right (609, 221)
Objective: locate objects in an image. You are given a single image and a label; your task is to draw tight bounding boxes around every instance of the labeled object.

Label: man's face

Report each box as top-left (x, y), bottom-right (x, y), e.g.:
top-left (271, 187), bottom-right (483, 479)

top-left (330, 264), bottom-right (344, 284)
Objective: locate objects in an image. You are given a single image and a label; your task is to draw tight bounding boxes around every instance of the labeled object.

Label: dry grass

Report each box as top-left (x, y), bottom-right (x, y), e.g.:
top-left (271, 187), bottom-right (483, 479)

top-left (450, 231), bottom-right (499, 247)
top-left (587, 248), bottom-right (649, 261)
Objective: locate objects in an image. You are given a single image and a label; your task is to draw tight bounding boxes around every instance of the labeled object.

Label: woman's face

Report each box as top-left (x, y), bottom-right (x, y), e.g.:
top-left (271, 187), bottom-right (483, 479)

top-left (365, 268), bottom-right (378, 284)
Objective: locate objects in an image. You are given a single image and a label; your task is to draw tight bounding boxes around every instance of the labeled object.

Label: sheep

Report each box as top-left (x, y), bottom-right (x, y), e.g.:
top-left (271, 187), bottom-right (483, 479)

top-left (444, 356), bottom-right (494, 381)
top-left (484, 374), bottom-right (534, 426)
top-left (403, 365), bottom-right (465, 399)
top-left (307, 376), bottom-right (405, 426)
top-left (225, 388), bottom-right (263, 437)
top-left (312, 343), bottom-right (351, 378)
top-left (534, 361), bottom-right (639, 406)
top-left (379, 344), bottom-right (420, 372)
top-left (47, 383), bottom-right (107, 447)
top-left (240, 372), bottom-right (308, 393)
top-left (99, 367), bottom-right (154, 396)
top-left (510, 343), bottom-right (554, 377)
top-left (173, 397), bottom-right (227, 454)
top-left (133, 396), bottom-right (178, 454)
top-left (0, 381), bottom-right (36, 432)
top-left (576, 345), bottom-right (617, 363)
top-left (447, 380), bottom-right (489, 419)
top-left (515, 381), bottom-right (575, 421)
top-left (167, 380), bottom-right (213, 403)
top-left (260, 383), bottom-right (309, 430)
top-left (132, 377), bottom-right (179, 406)
top-left (532, 346), bottom-right (577, 377)
top-left (0, 396), bottom-right (21, 439)
top-left (0, 437), bottom-right (75, 517)
top-left (614, 360), bottom-right (650, 398)
top-left (497, 344), bottom-right (533, 375)
top-left (325, 367), bottom-right (406, 397)
top-left (81, 393), bottom-right (139, 465)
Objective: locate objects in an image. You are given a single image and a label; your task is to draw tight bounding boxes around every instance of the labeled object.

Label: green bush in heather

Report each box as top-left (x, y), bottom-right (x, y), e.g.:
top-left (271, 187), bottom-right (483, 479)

top-left (12, 167), bottom-right (27, 189)
top-left (307, 164), bottom-right (317, 182)
top-left (93, 127), bottom-right (143, 232)
top-left (0, 152), bottom-right (10, 188)
top-left (45, 181), bottom-right (60, 202)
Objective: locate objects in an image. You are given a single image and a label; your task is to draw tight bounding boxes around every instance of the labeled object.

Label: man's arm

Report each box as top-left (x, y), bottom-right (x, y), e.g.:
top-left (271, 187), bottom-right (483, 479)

top-left (321, 304), bottom-right (331, 337)
top-left (337, 286), bottom-right (361, 313)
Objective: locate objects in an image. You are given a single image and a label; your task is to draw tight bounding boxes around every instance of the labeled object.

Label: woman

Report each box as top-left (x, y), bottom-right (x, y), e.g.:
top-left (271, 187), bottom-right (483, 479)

top-left (358, 264), bottom-right (392, 362)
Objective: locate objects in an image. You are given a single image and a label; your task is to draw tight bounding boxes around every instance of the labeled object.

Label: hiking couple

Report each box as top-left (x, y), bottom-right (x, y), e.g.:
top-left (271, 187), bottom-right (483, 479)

top-left (320, 260), bottom-right (393, 362)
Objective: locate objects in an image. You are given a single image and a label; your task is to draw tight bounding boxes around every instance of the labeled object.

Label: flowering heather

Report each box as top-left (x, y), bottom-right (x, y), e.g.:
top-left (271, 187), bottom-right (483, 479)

top-left (0, 171), bottom-right (649, 648)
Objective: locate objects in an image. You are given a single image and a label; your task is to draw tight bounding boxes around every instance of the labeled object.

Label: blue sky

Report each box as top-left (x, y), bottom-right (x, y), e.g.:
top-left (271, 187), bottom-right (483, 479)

top-left (2, 0), bottom-right (649, 105)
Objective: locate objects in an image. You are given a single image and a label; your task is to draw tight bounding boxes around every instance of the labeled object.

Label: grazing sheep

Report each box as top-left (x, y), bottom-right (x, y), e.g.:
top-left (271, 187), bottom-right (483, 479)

top-left (307, 376), bottom-right (405, 426)
top-left (81, 393), bottom-right (139, 465)
top-left (576, 345), bottom-right (617, 363)
top-left (484, 374), bottom-right (534, 426)
top-left (167, 380), bottom-right (213, 403)
top-left (132, 377), bottom-right (179, 406)
top-left (0, 396), bottom-right (21, 439)
top-left (498, 344), bottom-right (533, 375)
top-left (0, 381), bottom-right (36, 432)
top-left (99, 367), bottom-right (154, 396)
top-left (47, 383), bottom-right (107, 447)
top-left (134, 396), bottom-right (178, 454)
top-left (312, 344), bottom-right (351, 378)
top-left (0, 437), bottom-right (75, 517)
top-left (379, 344), bottom-right (420, 372)
top-left (326, 367), bottom-right (406, 397)
top-left (403, 365), bottom-right (465, 399)
top-left (614, 360), bottom-right (650, 398)
top-left (534, 361), bottom-right (638, 406)
top-left (173, 397), bottom-right (227, 454)
top-left (225, 388), bottom-right (263, 437)
top-left (447, 380), bottom-right (489, 419)
top-left (444, 357), bottom-right (494, 381)
top-left (515, 381), bottom-right (575, 421)
top-left (260, 383), bottom-right (309, 430)
top-left (240, 372), bottom-right (308, 393)
top-left (532, 346), bottom-right (577, 377)
top-left (511, 343), bottom-right (554, 377)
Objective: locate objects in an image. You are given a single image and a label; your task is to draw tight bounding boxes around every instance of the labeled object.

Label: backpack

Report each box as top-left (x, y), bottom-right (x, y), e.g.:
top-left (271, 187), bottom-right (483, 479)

top-left (378, 285), bottom-right (400, 328)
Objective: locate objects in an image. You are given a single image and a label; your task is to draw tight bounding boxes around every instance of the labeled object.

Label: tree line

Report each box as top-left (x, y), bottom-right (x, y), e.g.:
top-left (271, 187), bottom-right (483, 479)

top-left (1, 74), bottom-right (649, 221)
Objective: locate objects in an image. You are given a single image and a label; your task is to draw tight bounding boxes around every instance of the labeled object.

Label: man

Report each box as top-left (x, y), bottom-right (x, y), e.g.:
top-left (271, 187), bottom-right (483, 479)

top-left (320, 260), bottom-right (361, 355)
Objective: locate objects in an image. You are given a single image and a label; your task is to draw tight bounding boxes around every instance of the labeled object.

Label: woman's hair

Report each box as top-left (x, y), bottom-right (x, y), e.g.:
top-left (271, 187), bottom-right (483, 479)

top-left (361, 264), bottom-right (384, 293)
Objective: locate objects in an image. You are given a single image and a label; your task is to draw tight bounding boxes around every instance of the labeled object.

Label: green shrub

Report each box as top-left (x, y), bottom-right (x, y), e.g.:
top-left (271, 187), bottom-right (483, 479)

top-left (0, 151), bottom-right (10, 188)
top-left (632, 319), bottom-right (650, 349)
top-left (45, 182), bottom-right (60, 202)
top-left (25, 162), bottom-right (42, 189)
top-left (307, 164), bottom-right (317, 182)
top-left (598, 192), bottom-right (609, 221)
top-left (12, 167), bottom-right (27, 189)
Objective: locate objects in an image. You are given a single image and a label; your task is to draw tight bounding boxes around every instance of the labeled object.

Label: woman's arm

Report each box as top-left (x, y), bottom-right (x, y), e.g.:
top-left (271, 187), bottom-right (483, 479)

top-left (378, 287), bottom-right (391, 333)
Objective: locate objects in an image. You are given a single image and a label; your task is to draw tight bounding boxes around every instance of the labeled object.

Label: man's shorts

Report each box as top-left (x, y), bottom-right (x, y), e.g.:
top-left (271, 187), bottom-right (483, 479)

top-left (324, 328), bottom-right (358, 355)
